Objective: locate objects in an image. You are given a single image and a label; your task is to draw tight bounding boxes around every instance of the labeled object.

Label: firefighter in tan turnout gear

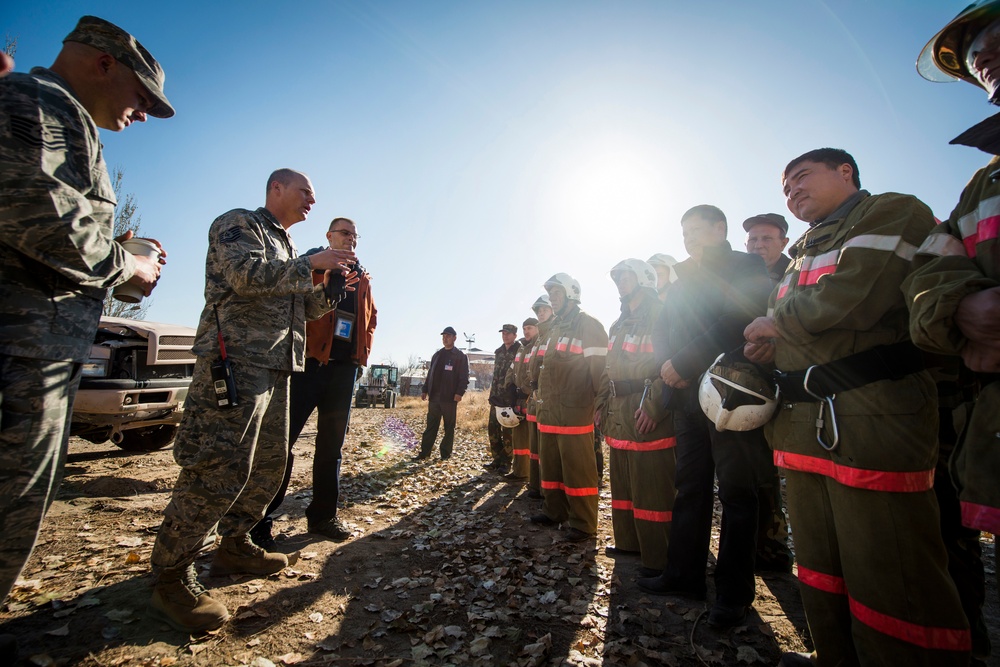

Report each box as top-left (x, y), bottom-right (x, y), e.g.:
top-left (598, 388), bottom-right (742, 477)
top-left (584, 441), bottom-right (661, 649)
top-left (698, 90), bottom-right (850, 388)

top-left (525, 295), bottom-right (555, 498)
top-left (530, 274), bottom-right (608, 541)
top-left (597, 259), bottom-right (676, 575)
top-left (744, 148), bottom-right (970, 666)
top-left (501, 316), bottom-right (540, 483)
top-left (905, 3), bottom-right (1000, 661)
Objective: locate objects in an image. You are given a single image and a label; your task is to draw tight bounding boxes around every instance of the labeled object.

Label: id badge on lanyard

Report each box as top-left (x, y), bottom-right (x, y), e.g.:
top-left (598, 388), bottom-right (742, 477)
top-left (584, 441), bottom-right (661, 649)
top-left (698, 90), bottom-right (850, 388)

top-left (334, 309), bottom-right (355, 341)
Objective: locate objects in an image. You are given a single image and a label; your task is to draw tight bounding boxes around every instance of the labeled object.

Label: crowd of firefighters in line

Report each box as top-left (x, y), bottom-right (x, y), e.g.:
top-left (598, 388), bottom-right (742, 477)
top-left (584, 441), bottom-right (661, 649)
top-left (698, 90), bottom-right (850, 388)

top-left (476, 5), bottom-right (1000, 665)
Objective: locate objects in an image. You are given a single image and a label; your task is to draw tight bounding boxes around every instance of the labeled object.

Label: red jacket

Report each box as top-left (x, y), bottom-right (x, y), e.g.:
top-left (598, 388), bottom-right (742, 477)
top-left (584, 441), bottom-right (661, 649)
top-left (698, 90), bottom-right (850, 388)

top-left (306, 268), bottom-right (377, 366)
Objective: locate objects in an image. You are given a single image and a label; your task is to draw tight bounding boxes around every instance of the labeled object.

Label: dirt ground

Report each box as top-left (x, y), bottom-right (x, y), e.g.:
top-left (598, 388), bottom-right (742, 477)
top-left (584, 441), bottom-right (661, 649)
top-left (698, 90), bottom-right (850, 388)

top-left (1, 396), bottom-right (996, 667)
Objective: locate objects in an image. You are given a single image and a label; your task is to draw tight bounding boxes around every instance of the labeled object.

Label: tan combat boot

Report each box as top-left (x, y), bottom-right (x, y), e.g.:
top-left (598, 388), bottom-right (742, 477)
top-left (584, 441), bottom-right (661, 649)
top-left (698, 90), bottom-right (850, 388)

top-left (210, 534), bottom-right (288, 576)
top-left (149, 564), bottom-right (229, 632)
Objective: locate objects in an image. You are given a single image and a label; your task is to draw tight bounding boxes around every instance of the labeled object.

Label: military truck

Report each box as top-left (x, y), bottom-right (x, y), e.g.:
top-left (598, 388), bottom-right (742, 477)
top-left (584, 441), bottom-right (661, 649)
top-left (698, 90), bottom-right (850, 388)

top-left (355, 364), bottom-right (399, 408)
top-left (71, 317), bottom-right (196, 451)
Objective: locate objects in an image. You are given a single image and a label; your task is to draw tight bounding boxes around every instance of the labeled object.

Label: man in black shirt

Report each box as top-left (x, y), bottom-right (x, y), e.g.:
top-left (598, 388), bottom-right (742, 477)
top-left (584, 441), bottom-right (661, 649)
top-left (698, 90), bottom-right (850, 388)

top-left (417, 327), bottom-right (470, 460)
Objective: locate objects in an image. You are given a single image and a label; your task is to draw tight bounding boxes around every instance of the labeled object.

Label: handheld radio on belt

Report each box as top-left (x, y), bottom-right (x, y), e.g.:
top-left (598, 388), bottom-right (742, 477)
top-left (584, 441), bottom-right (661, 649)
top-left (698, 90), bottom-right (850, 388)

top-left (211, 305), bottom-right (239, 409)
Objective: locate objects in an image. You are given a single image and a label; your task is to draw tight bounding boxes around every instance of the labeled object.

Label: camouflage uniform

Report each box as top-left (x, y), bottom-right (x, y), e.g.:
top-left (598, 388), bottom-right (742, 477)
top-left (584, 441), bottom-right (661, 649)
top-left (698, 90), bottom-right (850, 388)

top-left (535, 305), bottom-right (608, 534)
top-left (596, 289), bottom-right (675, 571)
top-left (0, 68), bottom-right (141, 600)
top-left (488, 340), bottom-right (521, 466)
top-left (503, 337), bottom-right (534, 479)
top-left (769, 191), bottom-right (969, 665)
top-left (151, 207), bottom-right (331, 571)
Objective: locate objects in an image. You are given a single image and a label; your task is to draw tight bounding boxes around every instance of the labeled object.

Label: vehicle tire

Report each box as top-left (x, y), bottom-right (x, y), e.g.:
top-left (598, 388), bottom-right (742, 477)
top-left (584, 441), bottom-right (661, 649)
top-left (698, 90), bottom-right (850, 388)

top-left (391, 393), bottom-right (397, 408)
top-left (384, 393), bottom-right (392, 409)
top-left (355, 394), bottom-right (365, 409)
top-left (116, 425), bottom-right (177, 452)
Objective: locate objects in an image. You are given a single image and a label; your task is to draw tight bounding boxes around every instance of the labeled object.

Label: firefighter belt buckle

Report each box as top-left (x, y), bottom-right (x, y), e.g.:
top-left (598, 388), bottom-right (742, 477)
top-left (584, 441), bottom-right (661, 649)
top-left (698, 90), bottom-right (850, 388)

top-left (803, 365), bottom-right (839, 452)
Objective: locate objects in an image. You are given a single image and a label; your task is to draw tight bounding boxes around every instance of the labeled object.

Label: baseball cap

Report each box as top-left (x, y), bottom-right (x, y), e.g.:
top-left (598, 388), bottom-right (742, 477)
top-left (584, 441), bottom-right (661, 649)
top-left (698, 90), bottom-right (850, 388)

top-left (499, 324), bottom-right (517, 334)
top-left (742, 213), bottom-right (789, 236)
top-left (64, 16), bottom-right (175, 119)
top-left (440, 326), bottom-right (457, 336)
top-left (523, 317), bottom-right (538, 327)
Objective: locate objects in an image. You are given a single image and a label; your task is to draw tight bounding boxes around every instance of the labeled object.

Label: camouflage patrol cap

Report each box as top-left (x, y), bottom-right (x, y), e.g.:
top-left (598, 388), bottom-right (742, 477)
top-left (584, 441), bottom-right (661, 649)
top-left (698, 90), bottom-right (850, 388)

top-left (64, 16), bottom-right (174, 119)
top-left (499, 324), bottom-right (517, 334)
top-left (523, 317), bottom-right (538, 327)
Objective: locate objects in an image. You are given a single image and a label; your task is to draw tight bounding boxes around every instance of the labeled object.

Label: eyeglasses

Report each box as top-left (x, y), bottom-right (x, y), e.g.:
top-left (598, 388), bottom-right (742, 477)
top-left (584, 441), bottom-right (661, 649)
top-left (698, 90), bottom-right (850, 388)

top-left (330, 229), bottom-right (360, 240)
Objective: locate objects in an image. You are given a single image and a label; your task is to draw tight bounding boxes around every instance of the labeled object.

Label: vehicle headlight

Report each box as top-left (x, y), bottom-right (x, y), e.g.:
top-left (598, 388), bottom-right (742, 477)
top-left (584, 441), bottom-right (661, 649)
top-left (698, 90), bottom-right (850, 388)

top-left (81, 360), bottom-right (109, 377)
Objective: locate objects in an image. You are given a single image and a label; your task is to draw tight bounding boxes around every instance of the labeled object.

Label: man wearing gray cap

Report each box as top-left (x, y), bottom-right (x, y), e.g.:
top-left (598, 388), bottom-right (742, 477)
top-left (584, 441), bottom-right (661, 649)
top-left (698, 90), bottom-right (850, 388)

top-left (0, 14), bottom-right (172, 635)
top-left (417, 327), bottom-right (470, 460)
top-left (743, 213), bottom-right (791, 285)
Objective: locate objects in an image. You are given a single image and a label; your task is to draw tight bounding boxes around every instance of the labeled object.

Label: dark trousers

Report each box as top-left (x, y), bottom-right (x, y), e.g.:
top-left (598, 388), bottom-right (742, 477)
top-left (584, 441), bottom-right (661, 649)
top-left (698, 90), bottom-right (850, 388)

top-left (256, 359), bottom-right (357, 533)
top-left (662, 399), bottom-right (769, 606)
top-left (420, 399), bottom-right (458, 458)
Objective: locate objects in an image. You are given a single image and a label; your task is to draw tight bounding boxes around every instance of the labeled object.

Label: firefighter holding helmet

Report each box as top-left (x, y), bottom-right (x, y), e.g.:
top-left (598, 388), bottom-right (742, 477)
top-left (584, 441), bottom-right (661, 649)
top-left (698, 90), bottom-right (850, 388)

top-left (596, 259), bottom-right (677, 575)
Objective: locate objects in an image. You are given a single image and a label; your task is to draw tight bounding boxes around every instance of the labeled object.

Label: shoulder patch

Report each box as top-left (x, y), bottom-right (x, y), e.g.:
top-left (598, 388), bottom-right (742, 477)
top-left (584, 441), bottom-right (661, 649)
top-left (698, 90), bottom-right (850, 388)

top-left (218, 226), bottom-right (242, 244)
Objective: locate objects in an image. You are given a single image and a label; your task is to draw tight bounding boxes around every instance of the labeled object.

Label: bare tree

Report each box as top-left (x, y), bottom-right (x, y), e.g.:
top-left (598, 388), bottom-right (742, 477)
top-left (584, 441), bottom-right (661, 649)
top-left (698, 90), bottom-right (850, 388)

top-left (3, 33), bottom-right (16, 58)
top-left (103, 166), bottom-right (151, 320)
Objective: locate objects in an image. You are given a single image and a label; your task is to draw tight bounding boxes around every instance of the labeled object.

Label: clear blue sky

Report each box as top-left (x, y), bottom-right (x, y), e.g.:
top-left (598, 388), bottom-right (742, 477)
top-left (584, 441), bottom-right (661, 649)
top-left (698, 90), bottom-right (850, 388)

top-left (5, 1), bottom-right (994, 366)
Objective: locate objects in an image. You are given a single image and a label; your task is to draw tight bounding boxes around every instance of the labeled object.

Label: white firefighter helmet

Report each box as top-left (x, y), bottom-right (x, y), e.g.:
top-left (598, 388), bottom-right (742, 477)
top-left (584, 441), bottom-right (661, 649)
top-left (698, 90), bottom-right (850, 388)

top-left (610, 258), bottom-right (657, 290)
top-left (698, 353), bottom-right (779, 432)
top-left (647, 253), bottom-right (680, 284)
top-left (531, 294), bottom-right (551, 312)
top-left (495, 405), bottom-right (523, 428)
top-left (918, 0), bottom-right (1000, 86)
top-left (543, 273), bottom-right (582, 303)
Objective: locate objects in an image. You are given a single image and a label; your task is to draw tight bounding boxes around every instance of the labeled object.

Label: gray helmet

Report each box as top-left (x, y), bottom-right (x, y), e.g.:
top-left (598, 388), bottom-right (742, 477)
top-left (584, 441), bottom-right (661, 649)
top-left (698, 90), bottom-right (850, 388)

top-left (531, 294), bottom-right (551, 313)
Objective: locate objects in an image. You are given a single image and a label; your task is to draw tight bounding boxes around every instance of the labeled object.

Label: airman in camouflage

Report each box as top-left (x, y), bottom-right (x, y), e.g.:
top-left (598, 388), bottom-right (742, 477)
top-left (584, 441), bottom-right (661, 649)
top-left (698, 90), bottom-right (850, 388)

top-left (0, 16), bottom-right (172, 636)
top-left (148, 169), bottom-right (357, 633)
top-left (486, 324), bottom-right (521, 473)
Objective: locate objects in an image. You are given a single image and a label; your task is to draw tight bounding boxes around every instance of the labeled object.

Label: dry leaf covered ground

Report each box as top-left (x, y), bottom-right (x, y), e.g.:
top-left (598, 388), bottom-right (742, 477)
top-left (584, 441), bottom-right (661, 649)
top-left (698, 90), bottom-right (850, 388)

top-left (1, 393), bottom-right (996, 666)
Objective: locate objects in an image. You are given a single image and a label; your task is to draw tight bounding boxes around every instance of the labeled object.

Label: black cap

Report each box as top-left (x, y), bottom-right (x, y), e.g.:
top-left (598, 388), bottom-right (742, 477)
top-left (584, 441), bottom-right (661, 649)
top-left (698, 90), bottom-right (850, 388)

top-left (742, 213), bottom-right (789, 236)
top-left (440, 326), bottom-right (457, 336)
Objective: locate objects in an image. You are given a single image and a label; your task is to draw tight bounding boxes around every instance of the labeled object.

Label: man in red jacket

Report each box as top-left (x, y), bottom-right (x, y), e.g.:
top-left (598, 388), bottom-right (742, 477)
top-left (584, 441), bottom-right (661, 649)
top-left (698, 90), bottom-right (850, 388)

top-left (251, 217), bottom-right (376, 547)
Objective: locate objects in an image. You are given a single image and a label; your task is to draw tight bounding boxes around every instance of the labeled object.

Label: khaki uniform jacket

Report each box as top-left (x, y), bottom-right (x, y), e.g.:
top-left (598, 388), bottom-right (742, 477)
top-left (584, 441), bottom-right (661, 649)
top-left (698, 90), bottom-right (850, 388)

top-left (597, 290), bottom-right (673, 443)
top-left (536, 304), bottom-right (608, 428)
top-left (189, 207), bottom-right (330, 372)
top-left (905, 157), bottom-right (1000, 533)
top-left (0, 68), bottom-right (138, 362)
top-left (770, 191), bottom-right (938, 481)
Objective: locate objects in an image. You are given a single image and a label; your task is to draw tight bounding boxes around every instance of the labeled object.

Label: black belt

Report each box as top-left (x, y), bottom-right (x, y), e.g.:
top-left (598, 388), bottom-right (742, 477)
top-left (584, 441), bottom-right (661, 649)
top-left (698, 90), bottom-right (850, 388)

top-left (608, 378), bottom-right (652, 397)
top-left (774, 341), bottom-right (925, 403)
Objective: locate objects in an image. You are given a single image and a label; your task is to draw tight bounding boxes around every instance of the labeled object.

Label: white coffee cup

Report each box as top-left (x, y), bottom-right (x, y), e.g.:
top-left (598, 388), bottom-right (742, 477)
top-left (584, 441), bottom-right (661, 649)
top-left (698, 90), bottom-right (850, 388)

top-left (112, 237), bottom-right (161, 303)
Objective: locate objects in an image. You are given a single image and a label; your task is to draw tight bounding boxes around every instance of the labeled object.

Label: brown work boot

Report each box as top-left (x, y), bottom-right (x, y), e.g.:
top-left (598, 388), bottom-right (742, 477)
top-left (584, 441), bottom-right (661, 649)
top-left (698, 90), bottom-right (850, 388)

top-left (210, 534), bottom-right (288, 577)
top-left (149, 564), bottom-right (229, 633)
